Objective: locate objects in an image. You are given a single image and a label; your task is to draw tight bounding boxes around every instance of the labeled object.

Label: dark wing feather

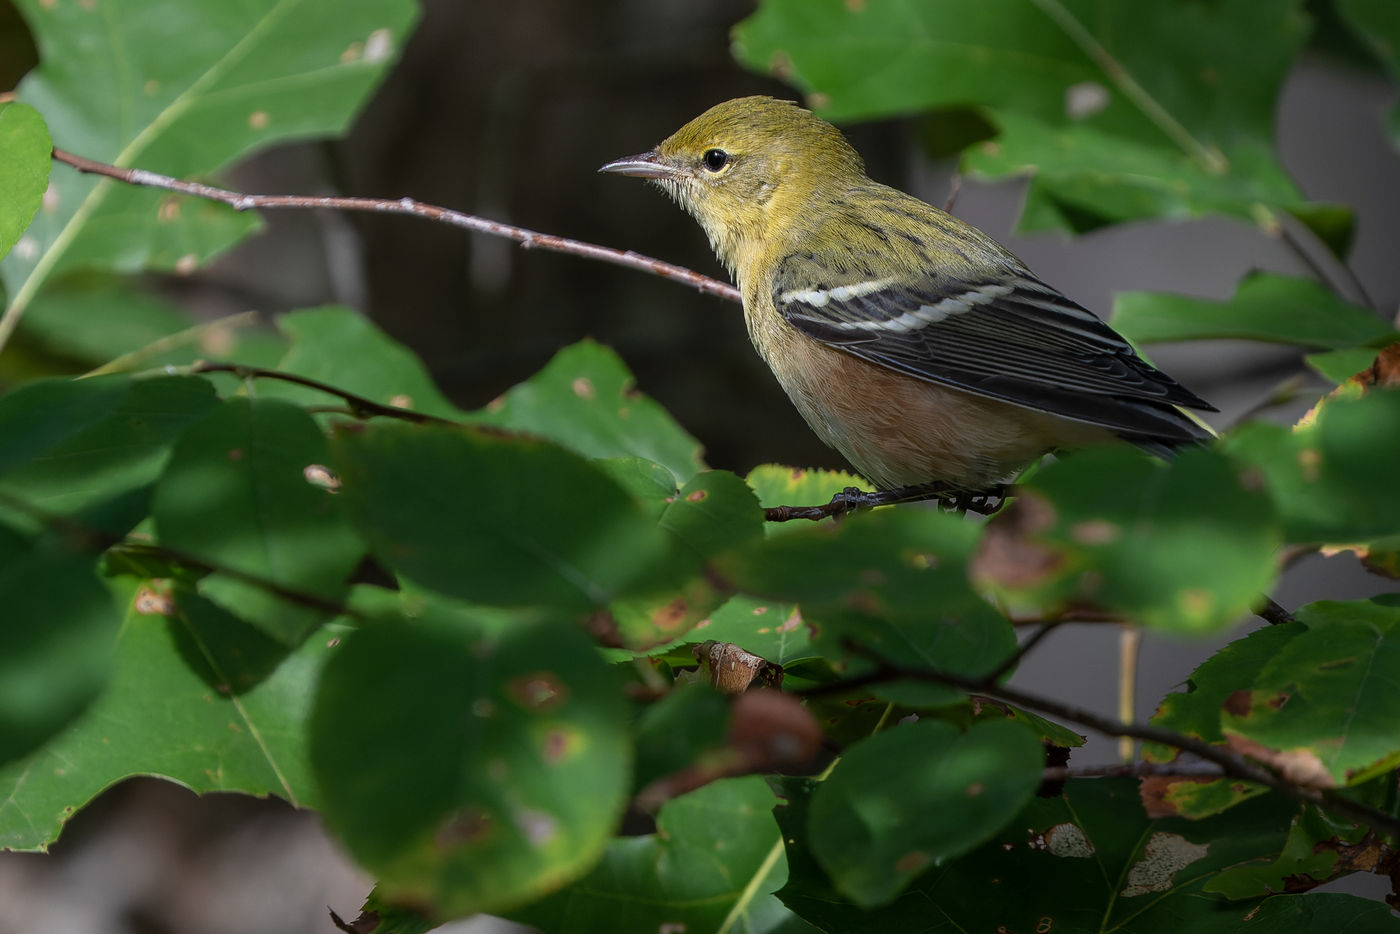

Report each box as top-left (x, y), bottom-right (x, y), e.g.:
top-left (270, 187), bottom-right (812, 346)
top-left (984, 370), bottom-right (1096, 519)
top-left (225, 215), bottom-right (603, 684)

top-left (773, 259), bottom-right (1216, 446)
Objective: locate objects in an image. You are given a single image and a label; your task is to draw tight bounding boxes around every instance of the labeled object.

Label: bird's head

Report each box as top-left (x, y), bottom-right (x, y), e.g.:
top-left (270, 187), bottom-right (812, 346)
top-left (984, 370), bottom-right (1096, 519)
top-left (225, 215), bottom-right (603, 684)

top-left (599, 96), bottom-right (864, 272)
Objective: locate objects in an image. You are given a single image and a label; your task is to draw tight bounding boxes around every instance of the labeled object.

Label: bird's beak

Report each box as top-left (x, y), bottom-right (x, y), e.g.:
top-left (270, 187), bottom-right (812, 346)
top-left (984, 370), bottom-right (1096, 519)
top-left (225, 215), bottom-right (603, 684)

top-left (598, 151), bottom-right (678, 179)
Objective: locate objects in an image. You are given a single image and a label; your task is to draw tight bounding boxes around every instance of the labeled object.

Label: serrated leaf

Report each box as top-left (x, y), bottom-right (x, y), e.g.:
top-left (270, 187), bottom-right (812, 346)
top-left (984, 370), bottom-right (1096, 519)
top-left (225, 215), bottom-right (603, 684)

top-left (733, 0), bottom-right (1314, 234)
top-left (723, 507), bottom-right (1013, 706)
top-left (332, 420), bottom-right (681, 612)
top-left (265, 306), bottom-right (466, 420)
top-left (152, 397), bottom-right (364, 644)
top-left (745, 463), bottom-right (864, 537)
top-left (0, 526), bottom-right (119, 766)
top-left (470, 340), bottom-right (705, 484)
top-left (1112, 274), bottom-right (1396, 350)
top-left (975, 446), bottom-right (1280, 633)
top-left (0, 579), bottom-right (334, 851)
top-left (808, 718), bottom-right (1043, 906)
top-left (1142, 621), bottom-right (1302, 818)
top-left (1149, 622), bottom-right (1306, 753)
top-left (309, 601), bottom-right (630, 919)
top-left (511, 777), bottom-right (794, 934)
top-left (1222, 599), bottom-right (1400, 787)
top-left (689, 595), bottom-right (813, 668)
top-left (0, 101), bottom-right (50, 263)
top-left (1, 0), bottom-right (418, 338)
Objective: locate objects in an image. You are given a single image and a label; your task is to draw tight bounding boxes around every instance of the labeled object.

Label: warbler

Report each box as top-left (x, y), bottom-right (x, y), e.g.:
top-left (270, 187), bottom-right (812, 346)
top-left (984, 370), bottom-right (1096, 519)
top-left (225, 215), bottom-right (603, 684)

top-left (600, 96), bottom-right (1214, 493)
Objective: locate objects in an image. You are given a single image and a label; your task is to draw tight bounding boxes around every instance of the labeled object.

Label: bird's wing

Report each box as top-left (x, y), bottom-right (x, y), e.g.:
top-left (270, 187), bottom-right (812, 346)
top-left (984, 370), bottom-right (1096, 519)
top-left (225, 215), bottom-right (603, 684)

top-left (771, 254), bottom-right (1215, 444)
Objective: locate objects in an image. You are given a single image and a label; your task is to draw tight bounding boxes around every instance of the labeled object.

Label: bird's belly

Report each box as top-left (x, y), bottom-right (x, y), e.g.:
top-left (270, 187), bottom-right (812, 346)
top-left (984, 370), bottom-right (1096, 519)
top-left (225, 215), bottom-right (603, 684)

top-left (752, 325), bottom-right (1102, 490)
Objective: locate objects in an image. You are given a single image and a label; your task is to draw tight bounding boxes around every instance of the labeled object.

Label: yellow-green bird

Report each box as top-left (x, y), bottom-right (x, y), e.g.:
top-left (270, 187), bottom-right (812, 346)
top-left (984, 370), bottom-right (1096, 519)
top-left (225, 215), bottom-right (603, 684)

top-left (600, 96), bottom-right (1214, 494)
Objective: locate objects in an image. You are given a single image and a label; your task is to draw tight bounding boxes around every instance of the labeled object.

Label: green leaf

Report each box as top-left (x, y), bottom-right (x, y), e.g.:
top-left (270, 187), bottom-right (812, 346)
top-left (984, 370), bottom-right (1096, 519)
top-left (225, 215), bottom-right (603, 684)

top-left (1149, 622), bottom-right (1306, 752)
top-left (963, 109), bottom-right (1305, 234)
top-left (1305, 346), bottom-right (1383, 384)
top-left (0, 579), bottom-right (333, 850)
top-left (631, 682), bottom-right (732, 793)
top-left (602, 470), bottom-right (764, 651)
top-left (0, 101), bottom-right (50, 262)
top-left (511, 777), bottom-right (793, 934)
top-left (1227, 389), bottom-right (1400, 543)
top-left (1206, 804), bottom-right (1368, 898)
top-left (660, 469), bottom-right (765, 558)
top-left (1286, 202), bottom-right (1358, 262)
top-left (1142, 623), bottom-right (1303, 818)
top-left (265, 306), bottom-right (466, 420)
top-left (1338, 0), bottom-right (1400, 150)
top-left (0, 375), bottom-right (218, 530)
top-left (976, 446), bottom-right (1280, 633)
top-left (470, 340), bottom-right (705, 483)
top-left (733, 0), bottom-right (1313, 233)
top-left (1222, 599), bottom-right (1400, 787)
top-left (777, 777), bottom-right (1311, 932)
top-left (309, 601), bottom-right (630, 919)
top-left (1, 0), bottom-right (419, 332)
top-left (0, 373), bottom-right (132, 477)
top-left (807, 718), bottom-right (1042, 906)
top-left (332, 420), bottom-right (680, 612)
top-left (1112, 274), bottom-right (1396, 350)
top-left (689, 595), bottom-right (814, 667)
top-left (0, 526), bottom-right (119, 766)
top-left (722, 507), bottom-right (1014, 706)
top-left (152, 397), bottom-right (364, 644)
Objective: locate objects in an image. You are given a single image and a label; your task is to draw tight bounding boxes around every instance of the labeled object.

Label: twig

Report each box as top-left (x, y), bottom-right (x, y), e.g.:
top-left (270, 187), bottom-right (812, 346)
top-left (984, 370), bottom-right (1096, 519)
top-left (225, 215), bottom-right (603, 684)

top-left (802, 640), bottom-right (1400, 838)
top-left (50, 148), bottom-right (741, 304)
top-left (985, 619), bottom-right (1065, 682)
top-left (1274, 214), bottom-right (1378, 312)
top-left (0, 491), bottom-right (359, 620)
top-left (1043, 762), bottom-right (1225, 781)
top-left (764, 482), bottom-right (1008, 523)
top-left (187, 361), bottom-right (463, 426)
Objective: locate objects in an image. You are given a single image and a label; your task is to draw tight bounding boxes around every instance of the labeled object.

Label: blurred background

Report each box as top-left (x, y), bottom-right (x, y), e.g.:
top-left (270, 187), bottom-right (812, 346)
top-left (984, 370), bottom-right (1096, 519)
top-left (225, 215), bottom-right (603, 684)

top-left (1, 0), bottom-right (1397, 930)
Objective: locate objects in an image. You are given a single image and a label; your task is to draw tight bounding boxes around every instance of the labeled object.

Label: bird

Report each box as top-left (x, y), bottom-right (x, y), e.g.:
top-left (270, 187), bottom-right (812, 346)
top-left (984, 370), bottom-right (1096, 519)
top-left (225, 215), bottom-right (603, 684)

top-left (599, 96), bottom-right (1214, 498)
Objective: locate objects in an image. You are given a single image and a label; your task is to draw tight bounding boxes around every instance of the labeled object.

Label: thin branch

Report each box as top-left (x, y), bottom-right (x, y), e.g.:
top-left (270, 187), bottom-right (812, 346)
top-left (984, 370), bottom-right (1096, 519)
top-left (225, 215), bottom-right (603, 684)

top-left (1273, 213), bottom-right (1378, 312)
top-left (985, 619), bottom-right (1065, 682)
top-left (0, 491), bottom-right (360, 621)
top-left (802, 641), bottom-right (1400, 838)
top-left (187, 361), bottom-right (463, 426)
top-left (49, 147), bottom-right (741, 303)
top-left (1043, 762), bottom-right (1225, 781)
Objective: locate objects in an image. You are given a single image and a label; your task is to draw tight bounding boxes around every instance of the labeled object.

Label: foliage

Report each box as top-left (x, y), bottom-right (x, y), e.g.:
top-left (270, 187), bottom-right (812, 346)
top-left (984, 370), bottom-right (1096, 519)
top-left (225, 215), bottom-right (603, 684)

top-left (1, 1), bottom-right (1399, 932)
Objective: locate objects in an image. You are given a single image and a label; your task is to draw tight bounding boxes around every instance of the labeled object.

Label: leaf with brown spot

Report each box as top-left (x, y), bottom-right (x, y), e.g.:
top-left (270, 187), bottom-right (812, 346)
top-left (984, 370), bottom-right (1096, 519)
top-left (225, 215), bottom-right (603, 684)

top-left (1221, 600), bottom-right (1400, 788)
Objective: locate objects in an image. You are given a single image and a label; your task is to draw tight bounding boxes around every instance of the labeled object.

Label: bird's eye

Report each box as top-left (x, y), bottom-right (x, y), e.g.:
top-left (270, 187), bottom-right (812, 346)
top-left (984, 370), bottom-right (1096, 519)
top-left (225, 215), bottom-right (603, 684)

top-left (702, 148), bottom-right (730, 173)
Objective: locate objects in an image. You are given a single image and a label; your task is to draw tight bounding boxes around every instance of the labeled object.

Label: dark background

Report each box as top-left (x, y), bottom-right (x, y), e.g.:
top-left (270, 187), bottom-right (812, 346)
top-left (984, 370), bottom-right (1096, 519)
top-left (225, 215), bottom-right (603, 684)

top-left (1, 0), bottom-right (1397, 930)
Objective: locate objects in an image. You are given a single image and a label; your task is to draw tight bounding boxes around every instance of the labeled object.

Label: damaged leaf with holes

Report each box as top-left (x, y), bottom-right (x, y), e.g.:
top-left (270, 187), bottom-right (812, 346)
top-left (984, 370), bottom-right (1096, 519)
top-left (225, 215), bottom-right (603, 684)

top-left (775, 777), bottom-right (1398, 931)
